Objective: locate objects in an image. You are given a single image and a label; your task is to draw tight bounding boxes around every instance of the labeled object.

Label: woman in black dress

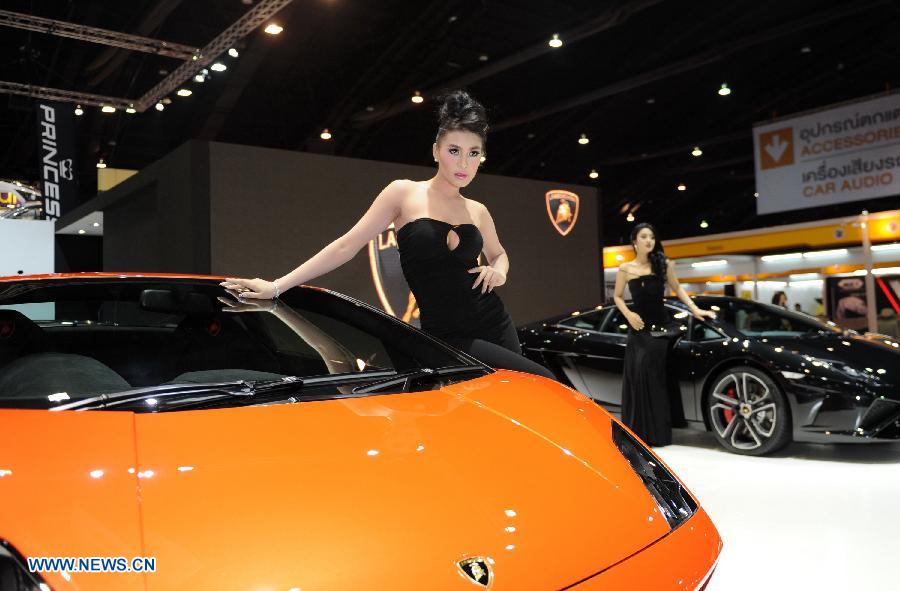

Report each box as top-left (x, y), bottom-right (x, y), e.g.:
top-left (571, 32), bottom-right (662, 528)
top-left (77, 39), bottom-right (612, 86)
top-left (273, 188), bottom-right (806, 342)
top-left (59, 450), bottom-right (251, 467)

top-left (613, 223), bottom-right (716, 446)
top-left (220, 90), bottom-right (554, 379)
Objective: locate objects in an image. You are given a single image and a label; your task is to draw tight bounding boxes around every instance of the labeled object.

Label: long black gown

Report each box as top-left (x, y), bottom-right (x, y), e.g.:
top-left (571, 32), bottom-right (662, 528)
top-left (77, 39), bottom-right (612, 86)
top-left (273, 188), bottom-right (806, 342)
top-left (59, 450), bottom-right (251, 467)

top-left (621, 273), bottom-right (672, 446)
top-left (396, 217), bottom-right (555, 379)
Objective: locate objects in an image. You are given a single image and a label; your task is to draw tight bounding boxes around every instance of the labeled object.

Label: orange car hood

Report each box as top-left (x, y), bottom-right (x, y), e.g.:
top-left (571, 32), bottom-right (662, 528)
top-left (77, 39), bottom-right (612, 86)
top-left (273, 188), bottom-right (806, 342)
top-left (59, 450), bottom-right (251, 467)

top-left (1, 371), bottom-right (675, 591)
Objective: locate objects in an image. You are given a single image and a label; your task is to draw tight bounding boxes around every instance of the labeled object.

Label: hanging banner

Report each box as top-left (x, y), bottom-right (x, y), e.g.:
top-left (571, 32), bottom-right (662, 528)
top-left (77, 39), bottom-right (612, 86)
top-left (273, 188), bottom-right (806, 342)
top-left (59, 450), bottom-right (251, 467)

top-left (34, 100), bottom-right (78, 221)
top-left (754, 92), bottom-right (900, 214)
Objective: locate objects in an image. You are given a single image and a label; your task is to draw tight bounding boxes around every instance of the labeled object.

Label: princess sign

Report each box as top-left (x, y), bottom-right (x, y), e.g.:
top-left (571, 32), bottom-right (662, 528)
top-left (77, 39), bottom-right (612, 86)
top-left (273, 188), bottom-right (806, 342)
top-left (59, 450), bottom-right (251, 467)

top-left (754, 92), bottom-right (900, 214)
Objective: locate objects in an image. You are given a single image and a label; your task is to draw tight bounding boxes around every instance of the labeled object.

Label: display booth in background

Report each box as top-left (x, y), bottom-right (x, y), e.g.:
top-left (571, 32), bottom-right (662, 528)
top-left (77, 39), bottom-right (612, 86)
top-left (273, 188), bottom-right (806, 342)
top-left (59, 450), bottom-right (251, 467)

top-left (827, 274), bottom-right (900, 334)
top-left (55, 140), bottom-right (603, 326)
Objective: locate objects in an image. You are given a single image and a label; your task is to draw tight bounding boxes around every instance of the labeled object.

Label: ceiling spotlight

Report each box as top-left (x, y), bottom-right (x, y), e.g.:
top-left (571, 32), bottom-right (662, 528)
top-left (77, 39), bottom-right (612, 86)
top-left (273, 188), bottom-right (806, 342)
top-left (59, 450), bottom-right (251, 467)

top-left (92, 222), bottom-right (101, 228)
top-left (78, 229), bottom-right (86, 235)
top-left (677, 183), bottom-right (687, 191)
top-left (718, 83), bottom-right (731, 96)
top-left (626, 213), bottom-right (635, 222)
top-left (411, 91), bottom-right (424, 104)
top-left (691, 146), bottom-right (703, 157)
top-left (589, 169), bottom-right (599, 179)
top-left (228, 48), bottom-right (239, 58)
top-left (320, 128), bottom-right (332, 140)
top-left (177, 88), bottom-right (192, 97)
top-left (126, 104), bottom-right (136, 114)
top-left (801, 45), bottom-right (811, 53)
top-left (155, 102), bottom-right (165, 112)
top-left (210, 62), bottom-right (227, 72)
top-left (478, 54), bottom-right (489, 61)
top-left (264, 23), bottom-right (283, 35)
top-left (549, 34), bottom-right (562, 48)
top-left (754, 192), bottom-right (759, 197)
top-left (96, 159), bottom-right (107, 169)
top-left (700, 220), bottom-right (709, 229)
top-left (74, 105), bottom-right (84, 116)
top-left (479, 156), bottom-right (486, 163)
top-left (646, 98), bottom-right (656, 104)
top-left (194, 74), bottom-right (205, 83)
top-left (101, 105), bottom-right (116, 113)
top-left (162, 97), bottom-right (172, 105)
top-left (578, 133), bottom-right (589, 145)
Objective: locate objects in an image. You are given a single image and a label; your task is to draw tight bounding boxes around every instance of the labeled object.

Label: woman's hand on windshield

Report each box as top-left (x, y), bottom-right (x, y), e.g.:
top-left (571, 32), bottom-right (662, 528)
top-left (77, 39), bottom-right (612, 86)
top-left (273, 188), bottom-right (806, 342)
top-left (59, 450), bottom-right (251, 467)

top-left (219, 289), bottom-right (278, 314)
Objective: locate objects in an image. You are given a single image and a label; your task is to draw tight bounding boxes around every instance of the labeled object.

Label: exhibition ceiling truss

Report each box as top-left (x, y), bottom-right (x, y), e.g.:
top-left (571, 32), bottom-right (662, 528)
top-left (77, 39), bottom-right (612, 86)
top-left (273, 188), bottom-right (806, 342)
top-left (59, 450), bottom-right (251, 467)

top-left (0, 0), bottom-right (294, 112)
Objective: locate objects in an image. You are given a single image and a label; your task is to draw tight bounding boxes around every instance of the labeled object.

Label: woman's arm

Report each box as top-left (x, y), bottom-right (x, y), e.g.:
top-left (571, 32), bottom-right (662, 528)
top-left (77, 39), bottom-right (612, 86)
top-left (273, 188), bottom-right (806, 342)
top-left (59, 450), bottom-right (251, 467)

top-left (470, 203), bottom-right (509, 293)
top-left (221, 180), bottom-right (409, 298)
top-left (613, 264), bottom-right (644, 330)
top-left (666, 260), bottom-right (715, 320)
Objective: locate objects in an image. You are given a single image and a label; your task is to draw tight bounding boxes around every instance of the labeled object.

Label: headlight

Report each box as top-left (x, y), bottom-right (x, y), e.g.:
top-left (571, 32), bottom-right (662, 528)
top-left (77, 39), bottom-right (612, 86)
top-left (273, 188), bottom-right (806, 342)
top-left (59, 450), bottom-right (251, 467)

top-left (612, 422), bottom-right (698, 529)
top-left (0, 540), bottom-right (51, 590)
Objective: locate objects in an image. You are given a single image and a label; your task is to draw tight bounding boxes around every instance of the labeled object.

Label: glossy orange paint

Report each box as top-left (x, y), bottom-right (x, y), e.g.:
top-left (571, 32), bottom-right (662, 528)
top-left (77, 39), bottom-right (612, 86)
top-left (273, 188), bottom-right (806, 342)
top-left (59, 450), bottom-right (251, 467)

top-left (0, 369), bottom-right (720, 590)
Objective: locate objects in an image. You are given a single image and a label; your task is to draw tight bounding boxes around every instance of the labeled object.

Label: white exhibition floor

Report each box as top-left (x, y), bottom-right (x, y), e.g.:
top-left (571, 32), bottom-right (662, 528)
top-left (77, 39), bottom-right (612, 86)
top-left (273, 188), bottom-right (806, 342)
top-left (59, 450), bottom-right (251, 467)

top-left (653, 430), bottom-right (900, 590)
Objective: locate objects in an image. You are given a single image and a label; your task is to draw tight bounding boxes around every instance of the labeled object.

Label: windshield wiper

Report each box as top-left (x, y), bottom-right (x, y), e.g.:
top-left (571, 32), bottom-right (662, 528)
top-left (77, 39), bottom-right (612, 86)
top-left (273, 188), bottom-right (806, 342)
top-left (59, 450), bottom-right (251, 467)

top-left (352, 365), bottom-right (489, 394)
top-left (52, 370), bottom-right (405, 411)
top-left (51, 377), bottom-right (308, 411)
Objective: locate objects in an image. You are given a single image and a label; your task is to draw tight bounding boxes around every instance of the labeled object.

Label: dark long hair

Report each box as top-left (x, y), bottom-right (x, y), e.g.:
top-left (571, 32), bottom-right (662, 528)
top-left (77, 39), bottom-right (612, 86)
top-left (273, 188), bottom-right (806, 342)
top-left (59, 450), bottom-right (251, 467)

top-left (630, 222), bottom-right (668, 280)
top-left (435, 90), bottom-right (488, 150)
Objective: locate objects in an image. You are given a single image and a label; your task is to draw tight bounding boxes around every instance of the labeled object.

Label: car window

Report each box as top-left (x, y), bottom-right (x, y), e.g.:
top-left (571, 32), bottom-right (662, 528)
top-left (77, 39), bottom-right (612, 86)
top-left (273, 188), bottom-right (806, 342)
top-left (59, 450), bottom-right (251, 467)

top-left (691, 320), bottom-right (726, 342)
top-left (600, 309), bottom-right (631, 335)
top-left (558, 309), bottom-right (605, 331)
top-left (709, 299), bottom-right (830, 337)
top-left (0, 280), bottom-right (473, 408)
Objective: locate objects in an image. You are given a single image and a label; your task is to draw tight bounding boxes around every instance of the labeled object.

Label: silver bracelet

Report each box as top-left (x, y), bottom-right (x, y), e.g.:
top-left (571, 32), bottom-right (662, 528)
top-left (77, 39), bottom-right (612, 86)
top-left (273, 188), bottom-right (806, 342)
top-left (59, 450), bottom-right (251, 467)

top-left (273, 279), bottom-right (281, 299)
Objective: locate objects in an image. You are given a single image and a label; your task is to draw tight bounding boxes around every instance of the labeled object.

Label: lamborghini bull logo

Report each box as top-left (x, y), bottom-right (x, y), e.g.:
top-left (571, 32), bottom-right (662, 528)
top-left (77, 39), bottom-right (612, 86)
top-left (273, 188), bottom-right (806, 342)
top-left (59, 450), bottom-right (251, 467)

top-left (368, 224), bottom-right (421, 327)
top-left (546, 190), bottom-right (579, 236)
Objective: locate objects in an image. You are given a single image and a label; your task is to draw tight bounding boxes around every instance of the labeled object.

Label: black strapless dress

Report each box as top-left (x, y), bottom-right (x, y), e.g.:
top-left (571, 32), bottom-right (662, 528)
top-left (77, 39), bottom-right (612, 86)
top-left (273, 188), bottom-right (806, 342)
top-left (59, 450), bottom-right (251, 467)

top-left (396, 218), bottom-right (518, 351)
top-left (621, 273), bottom-right (672, 446)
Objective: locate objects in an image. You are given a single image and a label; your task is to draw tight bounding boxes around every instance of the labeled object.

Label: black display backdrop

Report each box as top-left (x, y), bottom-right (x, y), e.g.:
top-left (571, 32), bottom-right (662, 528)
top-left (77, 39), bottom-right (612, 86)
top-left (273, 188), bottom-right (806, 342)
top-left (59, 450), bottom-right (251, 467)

top-left (58, 140), bottom-right (603, 325)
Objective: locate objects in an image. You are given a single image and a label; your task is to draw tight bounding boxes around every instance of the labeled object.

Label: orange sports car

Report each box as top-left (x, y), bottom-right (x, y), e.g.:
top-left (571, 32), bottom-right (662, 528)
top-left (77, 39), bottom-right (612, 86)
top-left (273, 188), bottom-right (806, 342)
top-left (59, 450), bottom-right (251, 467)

top-left (0, 274), bottom-right (720, 590)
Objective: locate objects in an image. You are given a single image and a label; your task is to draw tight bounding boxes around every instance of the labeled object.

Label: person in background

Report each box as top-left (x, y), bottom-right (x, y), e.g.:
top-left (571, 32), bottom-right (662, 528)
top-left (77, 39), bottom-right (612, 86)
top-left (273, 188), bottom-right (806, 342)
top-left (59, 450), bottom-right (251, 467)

top-left (772, 291), bottom-right (788, 309)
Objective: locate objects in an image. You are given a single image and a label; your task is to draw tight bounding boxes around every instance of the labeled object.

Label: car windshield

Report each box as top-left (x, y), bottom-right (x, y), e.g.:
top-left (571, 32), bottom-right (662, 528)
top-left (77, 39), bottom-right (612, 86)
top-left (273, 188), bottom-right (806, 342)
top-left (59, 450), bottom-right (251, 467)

top-left (0, 278), bottom-right (481, 410)
top-left (698, 298), bottom-right (842, 338)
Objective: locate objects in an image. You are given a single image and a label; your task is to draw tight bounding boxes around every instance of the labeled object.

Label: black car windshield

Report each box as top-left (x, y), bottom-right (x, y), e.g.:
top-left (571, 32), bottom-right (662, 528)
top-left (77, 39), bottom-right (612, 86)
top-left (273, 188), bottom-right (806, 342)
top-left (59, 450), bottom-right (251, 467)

top-left (0, 279), bottom-right (480, 410)
top-left (697, 298), bottom-right (842, 338)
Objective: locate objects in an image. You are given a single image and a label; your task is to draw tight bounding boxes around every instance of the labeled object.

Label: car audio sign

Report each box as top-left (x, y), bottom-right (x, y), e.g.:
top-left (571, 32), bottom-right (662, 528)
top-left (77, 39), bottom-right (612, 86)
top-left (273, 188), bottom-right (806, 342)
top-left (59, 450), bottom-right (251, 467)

top-left (754, 92), bottom-right (900, 214)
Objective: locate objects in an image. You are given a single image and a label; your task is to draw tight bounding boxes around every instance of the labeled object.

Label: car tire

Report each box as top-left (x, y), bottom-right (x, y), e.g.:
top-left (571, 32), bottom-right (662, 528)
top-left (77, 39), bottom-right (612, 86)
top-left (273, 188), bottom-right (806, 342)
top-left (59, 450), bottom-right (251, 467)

top-left (706, 366), bottom-right (791, 456)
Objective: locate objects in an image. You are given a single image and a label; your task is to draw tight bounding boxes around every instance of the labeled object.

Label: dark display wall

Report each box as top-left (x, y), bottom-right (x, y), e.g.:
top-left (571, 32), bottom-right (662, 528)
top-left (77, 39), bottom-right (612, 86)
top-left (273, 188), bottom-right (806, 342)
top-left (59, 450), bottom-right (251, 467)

top-left (63, 140), bottom-right (602, 325)
top-left (208, 142), bottom-right (602, 325)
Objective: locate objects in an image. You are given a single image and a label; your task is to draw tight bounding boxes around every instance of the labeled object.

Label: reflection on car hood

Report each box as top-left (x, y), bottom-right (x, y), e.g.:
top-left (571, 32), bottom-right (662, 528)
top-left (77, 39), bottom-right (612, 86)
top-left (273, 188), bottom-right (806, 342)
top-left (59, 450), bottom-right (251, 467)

top-left (0, 372), bottom-right (676, 591)
top-left (756, 333), bottom-right (900, 388)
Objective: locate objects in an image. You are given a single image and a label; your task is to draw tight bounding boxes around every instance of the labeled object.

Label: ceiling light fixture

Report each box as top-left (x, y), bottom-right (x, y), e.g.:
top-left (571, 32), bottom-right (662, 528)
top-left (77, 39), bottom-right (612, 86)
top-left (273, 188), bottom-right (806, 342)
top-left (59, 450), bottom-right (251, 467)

top-left (264, 23), bottom-right (283, 35)
top-left (588, 169), bottom-right (599, 179)
top-left (578, 134), bottom-right (589, 145)
top-left (691, 146), bottom-right (702, 157)
top-left (549, 34), bottom-right (562, 48)
top-left (718, 83), bottom-right (732, 96)
top-left (320, 129), bottom-right (332, 140)
top-left (411, 91), bottom-right (424, 104)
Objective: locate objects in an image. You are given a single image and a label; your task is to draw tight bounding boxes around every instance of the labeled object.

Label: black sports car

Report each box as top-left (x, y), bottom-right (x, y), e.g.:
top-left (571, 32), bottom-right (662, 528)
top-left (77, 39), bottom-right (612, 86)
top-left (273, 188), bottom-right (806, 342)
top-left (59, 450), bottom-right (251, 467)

top-left (518, 296), bottom-right (900, 455)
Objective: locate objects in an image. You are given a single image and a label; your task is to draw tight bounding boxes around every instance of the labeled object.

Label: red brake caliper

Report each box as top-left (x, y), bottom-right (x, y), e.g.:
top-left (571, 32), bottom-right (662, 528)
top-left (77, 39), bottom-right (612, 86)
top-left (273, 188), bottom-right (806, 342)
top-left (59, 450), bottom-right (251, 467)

top-left (723, 387), bottom-right (737, 422)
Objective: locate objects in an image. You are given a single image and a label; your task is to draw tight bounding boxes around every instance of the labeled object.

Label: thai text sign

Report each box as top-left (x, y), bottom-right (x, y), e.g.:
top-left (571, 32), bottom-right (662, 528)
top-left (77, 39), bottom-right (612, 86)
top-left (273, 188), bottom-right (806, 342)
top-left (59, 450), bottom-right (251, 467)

top-left (754, 92), bottom-right (900, 214)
